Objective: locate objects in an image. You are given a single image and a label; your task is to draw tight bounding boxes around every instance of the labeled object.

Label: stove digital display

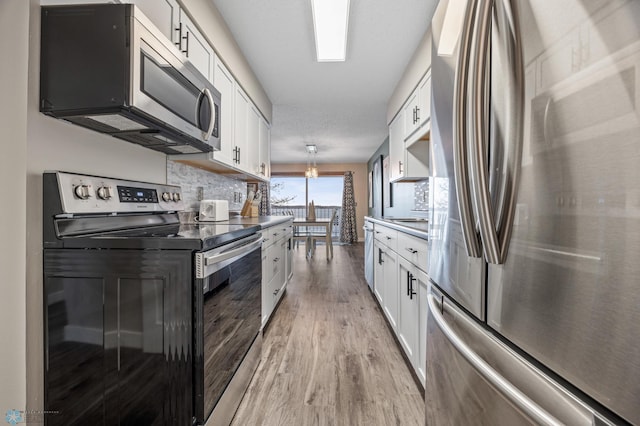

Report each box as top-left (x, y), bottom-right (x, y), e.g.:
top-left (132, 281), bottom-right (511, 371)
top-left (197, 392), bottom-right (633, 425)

top-left (117, 186), bottom-right (158, 203)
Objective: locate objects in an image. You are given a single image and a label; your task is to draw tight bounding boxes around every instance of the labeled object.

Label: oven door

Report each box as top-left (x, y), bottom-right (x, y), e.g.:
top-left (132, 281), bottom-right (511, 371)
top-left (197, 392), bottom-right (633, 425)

top-left (130, 13), bottom-right (220, 150)
top-left (193, 234), bottom-right (262, 424)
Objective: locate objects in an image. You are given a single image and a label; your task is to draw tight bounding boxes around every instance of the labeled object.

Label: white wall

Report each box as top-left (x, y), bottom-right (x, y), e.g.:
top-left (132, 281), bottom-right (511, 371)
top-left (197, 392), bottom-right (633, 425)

top-left (25, 0), bottom-right (168, 412)
top-left (0, 0), bottom-right (29, 415)
top-left (386, 29), bottom-right (432, 124)
top-left (180, 0), bottom-right (273, 123)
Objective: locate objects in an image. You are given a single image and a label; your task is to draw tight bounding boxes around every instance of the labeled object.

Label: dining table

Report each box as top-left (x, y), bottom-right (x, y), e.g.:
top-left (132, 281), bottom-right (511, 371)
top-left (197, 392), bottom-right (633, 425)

top-left (293, 218), bottom-right (334, 260)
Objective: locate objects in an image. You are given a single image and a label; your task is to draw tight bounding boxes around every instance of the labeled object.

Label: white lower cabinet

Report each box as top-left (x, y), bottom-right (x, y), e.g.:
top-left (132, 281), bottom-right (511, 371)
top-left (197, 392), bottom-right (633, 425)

top-left (398, 256), bottom-right (420, 363)
top-left (372, 221), bottom-right (429, 387)
top-left (373, 239), bottom-right (384, 304)
top-left (382, 248), bottom-right (399, 330)
top-left (418, 278), bottom-right (429, 385)
top-left (261, 219), bottom-right (293, 328)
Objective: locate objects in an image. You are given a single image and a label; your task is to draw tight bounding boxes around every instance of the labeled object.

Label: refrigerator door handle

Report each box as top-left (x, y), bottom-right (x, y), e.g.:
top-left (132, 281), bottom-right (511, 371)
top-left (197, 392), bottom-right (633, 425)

top-left (427, 293), bottom-right (563, 426)
top-left (468, 0), bottom-right (501, 264)
top-left (490, 0), bottom-right (525, 264)
top-left (469, 0), bottom-right (525, 265)
top-left (453, 0), bottom-right (482, 258)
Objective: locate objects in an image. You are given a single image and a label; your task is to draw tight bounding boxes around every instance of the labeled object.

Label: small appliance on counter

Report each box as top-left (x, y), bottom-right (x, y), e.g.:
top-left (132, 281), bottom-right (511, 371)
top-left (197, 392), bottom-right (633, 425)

top-left (199, 200), bottom-right (229, 222)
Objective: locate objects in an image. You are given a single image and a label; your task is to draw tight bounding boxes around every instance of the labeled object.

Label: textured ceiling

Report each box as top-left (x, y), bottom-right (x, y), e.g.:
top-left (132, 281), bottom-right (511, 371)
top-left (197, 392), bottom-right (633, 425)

top-left (212, 0), bottom-right (437, 164)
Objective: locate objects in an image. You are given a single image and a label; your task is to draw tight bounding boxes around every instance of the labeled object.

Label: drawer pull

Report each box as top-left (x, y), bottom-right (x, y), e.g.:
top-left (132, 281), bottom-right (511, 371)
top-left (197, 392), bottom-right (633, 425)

top-left (385, 236), bottom-right (392, 240)
top-left (405, 247), bottom-right (418, 254)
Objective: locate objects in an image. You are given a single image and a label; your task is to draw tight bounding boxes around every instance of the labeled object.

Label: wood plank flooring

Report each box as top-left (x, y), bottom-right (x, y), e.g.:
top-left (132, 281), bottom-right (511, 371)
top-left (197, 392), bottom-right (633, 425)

top-left (232, 243), bottom-right (425, 425)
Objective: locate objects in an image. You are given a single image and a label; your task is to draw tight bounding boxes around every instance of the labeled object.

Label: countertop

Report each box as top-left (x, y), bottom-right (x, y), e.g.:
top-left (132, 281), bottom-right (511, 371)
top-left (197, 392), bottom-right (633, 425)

top-left (226, 215), bottom-right (293, 229)
top-left (365, 216), bottom-right (428, 240)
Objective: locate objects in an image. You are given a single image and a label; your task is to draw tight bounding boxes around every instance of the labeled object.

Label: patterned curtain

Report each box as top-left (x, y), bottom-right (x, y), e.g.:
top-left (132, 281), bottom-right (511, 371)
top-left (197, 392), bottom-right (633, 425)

top-left (340, 171), bottom-right (358, 243)
top-left (258, 182), bottom-right (271, 216)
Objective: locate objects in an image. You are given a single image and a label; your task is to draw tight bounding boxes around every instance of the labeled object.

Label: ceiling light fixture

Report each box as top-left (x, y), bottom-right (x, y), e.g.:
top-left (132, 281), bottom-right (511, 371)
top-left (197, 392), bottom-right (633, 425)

top-left (305, 144), bottom-right (319, 178)
top-left (311, 0), bottom-right (350, 62)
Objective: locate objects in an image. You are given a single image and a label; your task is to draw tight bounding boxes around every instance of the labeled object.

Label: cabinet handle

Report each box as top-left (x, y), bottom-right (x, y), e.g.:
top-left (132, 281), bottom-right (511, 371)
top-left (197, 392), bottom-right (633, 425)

top-left (378, 248), bottom-right (384, 264)
top-left (182, 31), bottom-right (190, 56)
top-left (399, 161), bottom-right (403, 175)
top-left (385, 236), bottom-right (392, 240)
top-left (408, 272), bottom-right (417, 300)
top-left (405, 247), bottom-right (418, 254)
top-left (263, 238), bottom-right (269, 242)
top-left (406, 270), bottom-right (411, 297)
top-left (273, 257), bottom-right (280, 262)
top-left (174, 23), bottom-right (183, 50)
top-left (416, 107), bottom-right (420, 122)
top-left (237, 147), bottom-right (241, 164)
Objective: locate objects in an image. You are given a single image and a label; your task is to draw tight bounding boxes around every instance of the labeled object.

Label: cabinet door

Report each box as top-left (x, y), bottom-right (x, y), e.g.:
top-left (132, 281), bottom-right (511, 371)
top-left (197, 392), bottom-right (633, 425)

top-left (416, 70), bottom-right (431, 129)
top-left (417, 276), bottom-right (429, 386)
top-left (234, 86), bottom-right (249, 170)
top-left (261, 247), bottom-right (270, 328)
top-left (382, 249), bottom-right (399, 330)
top-left (128, 0), bottom-right (179, 44)
top-left (178, 9), bottom-right (214, 81)
top-left (247, 104), bottom-right (261, 176)
top-left (388, 115), bottom-right (405, 182)
top-left (259, 118), bottom-right (271, 179)
top-left (212, 56), bottom-right (236, 166)
top-left (373, 240), bottom-right (384, 304)
top-left (398, 257), bottom-right (419, 365)
top-left (403, 91), bottom-right (420, 140)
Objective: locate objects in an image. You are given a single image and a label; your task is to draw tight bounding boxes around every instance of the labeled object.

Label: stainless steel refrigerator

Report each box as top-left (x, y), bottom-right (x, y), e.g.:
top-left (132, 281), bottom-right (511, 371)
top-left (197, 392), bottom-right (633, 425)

top-left (427, 0), bottom-right (640, 424)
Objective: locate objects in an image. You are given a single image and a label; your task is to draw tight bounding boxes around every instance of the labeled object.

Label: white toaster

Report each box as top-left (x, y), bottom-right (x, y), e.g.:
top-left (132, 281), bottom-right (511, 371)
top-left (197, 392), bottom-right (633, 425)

top-left (198, 200), bottom-right (229, 222)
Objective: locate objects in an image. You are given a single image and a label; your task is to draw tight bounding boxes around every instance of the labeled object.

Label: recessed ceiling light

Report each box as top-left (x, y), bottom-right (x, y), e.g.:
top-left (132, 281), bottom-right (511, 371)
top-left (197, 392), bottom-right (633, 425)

top-left (311, 0), bottom-right (350, 62)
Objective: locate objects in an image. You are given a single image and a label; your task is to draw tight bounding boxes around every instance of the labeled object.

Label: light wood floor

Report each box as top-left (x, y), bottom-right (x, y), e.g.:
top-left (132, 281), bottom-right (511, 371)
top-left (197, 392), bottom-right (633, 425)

top-left (232, 243), bottom-right (425, 426)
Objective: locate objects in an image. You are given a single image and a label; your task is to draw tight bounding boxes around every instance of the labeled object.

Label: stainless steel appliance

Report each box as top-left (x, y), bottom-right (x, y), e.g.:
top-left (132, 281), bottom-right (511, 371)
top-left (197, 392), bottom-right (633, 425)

top-left (427, 0), bottom-right (640, 424)
top-left (40, 4), bottom-right (221, 155)
top-left (43, 172), bottom-right (261, 426)
top-left (363, 219), bottom-right (374, 289)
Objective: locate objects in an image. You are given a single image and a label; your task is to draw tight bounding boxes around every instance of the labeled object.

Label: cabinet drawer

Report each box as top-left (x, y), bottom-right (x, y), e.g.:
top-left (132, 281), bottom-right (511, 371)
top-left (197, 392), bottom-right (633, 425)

top-left (397, 232), bottom-right (428, 271)
top-left (374, 225), bottom-right (398, 252)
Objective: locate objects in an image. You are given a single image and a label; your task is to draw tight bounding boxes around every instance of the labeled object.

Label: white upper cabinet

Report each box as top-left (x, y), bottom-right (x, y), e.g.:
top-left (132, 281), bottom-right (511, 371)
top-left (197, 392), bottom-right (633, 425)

top-left (403, 91), bottom-right (420, 140)
top-left (212, 56), bottom-right (236, 166)
top-left (177, 9), bottom-right (214, 82)
top-left (389, 114), bottom-right (405, 181)
top-left (127, 0), bottom-right (180, 44)
top-left (403, 70), bottom-right (432, 141)
top-left (416, 71), bottom-right (431, 132)
top-left (390, 69), bottom-right (431, 182)
top-left (234, 86), bottom-right (249, 171)
top-left (259, 118), bottom-right (271, 180)
top-left (247, 104), bottom-right (261, 176)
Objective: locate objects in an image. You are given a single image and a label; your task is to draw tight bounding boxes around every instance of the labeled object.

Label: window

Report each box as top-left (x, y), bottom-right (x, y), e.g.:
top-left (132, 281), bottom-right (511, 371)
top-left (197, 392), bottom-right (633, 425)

top-left (270, 175), bottom-right (344, 239)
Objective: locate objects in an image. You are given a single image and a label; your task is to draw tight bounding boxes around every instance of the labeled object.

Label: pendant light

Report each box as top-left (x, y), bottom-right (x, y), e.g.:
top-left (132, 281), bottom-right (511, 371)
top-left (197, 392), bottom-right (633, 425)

top-left (305, 144), bottom-right (319, 178)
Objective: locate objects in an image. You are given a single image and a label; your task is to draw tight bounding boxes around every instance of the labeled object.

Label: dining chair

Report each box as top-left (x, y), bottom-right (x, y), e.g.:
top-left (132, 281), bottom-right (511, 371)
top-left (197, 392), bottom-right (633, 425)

top-left (309, 208), bottom-right (337, 259)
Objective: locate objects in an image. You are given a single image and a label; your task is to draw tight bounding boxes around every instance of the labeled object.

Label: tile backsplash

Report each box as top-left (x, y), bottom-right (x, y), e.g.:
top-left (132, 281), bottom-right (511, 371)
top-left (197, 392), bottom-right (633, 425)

top-left (167, 160), bottom-right (246, 211)
top-left (414, 180), bottom-right (429, 211)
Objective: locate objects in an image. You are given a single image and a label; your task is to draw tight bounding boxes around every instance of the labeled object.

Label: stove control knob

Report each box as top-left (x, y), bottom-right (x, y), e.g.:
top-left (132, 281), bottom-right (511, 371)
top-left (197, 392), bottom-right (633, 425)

top-left (162, 192), bottom-right (172, 202)
top-left (172, 192), bottom-right (181, 202)
top-left (96, 186), bottom-right (113, 200)
top-left (74, 185), bottom-right (91, 200)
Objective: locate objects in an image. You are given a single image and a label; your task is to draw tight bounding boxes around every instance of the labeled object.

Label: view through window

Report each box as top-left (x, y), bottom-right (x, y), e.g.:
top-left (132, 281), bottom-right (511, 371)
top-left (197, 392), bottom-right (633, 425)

top-left (270, 175), bottom-right (344, 239)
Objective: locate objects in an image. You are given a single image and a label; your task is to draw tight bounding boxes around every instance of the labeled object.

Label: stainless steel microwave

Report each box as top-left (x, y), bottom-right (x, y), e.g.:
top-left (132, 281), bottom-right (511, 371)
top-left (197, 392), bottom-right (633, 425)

top-left (40, 4), bottom-right (220, 155)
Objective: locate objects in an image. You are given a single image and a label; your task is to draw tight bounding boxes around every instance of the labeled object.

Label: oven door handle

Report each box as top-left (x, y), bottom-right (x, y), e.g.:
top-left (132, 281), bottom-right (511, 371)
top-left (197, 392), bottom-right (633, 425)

top-left (196, 235), bottom-right (262, 278)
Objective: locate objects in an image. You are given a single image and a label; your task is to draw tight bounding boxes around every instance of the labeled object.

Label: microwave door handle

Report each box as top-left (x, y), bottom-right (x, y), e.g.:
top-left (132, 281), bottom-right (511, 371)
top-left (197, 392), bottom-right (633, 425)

top-left (202, 88), bottom-right (216, 141)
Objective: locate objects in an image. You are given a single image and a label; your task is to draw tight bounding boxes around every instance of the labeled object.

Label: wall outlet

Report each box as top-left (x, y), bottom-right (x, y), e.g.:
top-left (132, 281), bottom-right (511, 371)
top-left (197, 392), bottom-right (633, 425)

top-left (196, 186), bottom-right (203, 201)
